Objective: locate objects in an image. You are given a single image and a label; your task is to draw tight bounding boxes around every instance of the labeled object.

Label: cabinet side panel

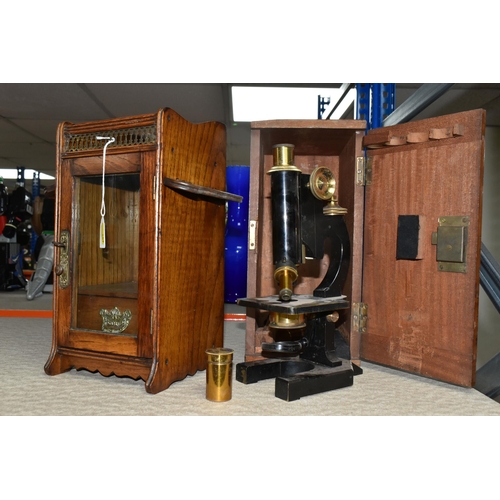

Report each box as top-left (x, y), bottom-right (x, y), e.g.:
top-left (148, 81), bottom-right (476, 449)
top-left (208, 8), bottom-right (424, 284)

top-left (338, 131), bottom-right (365, 362)
top-left (245, 129), bottom-right (263, 358)
top-left (149, 110), bottom-right (226, 392)
top-left (137, 151), bottom-right (157, 358)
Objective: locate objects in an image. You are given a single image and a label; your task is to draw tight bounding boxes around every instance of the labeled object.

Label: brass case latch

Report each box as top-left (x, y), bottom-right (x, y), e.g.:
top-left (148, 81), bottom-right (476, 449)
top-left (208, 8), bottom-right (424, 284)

top-left (431, 216), bottom-right (469, 273)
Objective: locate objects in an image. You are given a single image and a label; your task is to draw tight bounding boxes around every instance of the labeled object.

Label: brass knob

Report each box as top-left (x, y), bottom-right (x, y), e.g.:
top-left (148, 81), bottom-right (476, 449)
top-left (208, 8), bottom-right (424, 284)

top-left (326, 312), bottom-right (340, 323)
top-left (54, 264), bottom-right (64, 276)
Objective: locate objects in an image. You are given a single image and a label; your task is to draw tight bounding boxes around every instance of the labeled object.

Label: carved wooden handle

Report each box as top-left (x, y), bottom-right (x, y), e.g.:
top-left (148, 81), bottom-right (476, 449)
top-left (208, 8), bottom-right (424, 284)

top-left (163, 177), bottom-right (243, 203)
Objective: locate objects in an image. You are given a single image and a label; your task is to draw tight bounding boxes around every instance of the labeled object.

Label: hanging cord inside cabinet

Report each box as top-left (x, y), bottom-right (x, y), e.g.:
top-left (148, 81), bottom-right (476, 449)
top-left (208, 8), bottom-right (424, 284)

top-left (96, 136), bottom-right (116, 248)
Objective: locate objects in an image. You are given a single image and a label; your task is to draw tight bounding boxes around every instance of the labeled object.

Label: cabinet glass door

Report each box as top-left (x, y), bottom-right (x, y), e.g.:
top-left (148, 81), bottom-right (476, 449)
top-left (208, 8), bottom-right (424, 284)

top-left (72, 173), bottom-right (140, 335)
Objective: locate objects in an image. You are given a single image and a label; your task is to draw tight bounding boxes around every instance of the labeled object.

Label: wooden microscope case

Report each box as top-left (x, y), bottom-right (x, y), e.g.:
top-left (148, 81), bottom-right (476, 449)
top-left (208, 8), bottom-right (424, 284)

top-left (244, 109), bottom-right (485, 388)
top-left (45, 108), bottom-right (228, 394)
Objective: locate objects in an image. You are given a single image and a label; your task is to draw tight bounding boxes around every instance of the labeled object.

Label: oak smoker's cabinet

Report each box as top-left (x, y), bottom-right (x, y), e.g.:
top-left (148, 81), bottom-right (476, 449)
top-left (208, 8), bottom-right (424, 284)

top-left (244, 109), bottom-right (485, 387)
top-left (45, 108), bottom-right (234, 394)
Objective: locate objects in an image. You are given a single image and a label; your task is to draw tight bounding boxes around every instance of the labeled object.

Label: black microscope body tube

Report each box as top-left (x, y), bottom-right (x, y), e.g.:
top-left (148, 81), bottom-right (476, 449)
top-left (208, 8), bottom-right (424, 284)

top-left (270, 169), bottom-right (302, 269)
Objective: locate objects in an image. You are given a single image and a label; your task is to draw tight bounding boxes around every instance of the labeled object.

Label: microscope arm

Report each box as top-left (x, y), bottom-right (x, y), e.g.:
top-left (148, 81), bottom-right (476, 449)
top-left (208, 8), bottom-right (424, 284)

top-left (300, 177), bottom-right (350, 298)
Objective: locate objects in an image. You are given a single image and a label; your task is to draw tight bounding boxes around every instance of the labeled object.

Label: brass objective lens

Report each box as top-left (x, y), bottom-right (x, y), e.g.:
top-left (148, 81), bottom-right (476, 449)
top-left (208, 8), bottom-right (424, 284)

top-left (274, 266), bottom-right (298, 302)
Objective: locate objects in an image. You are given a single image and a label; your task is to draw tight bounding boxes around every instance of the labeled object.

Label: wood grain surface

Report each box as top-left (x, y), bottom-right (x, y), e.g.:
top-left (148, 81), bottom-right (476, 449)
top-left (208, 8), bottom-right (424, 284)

top-left (360, 109), bottom-right (485, 386)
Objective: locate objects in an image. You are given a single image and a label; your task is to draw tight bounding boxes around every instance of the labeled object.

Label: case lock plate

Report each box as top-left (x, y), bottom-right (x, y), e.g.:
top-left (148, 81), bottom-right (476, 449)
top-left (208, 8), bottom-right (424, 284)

top-left (54, 230), bottom-right (70, 288)
top-left (431, 216), bottom-right (469, 273)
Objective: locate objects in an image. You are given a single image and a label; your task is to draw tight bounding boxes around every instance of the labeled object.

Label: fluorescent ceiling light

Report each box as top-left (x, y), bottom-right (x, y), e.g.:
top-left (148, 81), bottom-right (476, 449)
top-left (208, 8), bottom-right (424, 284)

top-left (0, 169), bottom-right (55, 180)
top-left (231, 86), bottom-right (356, 122)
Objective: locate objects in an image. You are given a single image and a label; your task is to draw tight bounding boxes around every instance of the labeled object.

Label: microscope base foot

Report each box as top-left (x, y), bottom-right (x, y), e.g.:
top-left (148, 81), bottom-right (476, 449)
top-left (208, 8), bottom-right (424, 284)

top-left (236, 358), bottom-right (362, 402)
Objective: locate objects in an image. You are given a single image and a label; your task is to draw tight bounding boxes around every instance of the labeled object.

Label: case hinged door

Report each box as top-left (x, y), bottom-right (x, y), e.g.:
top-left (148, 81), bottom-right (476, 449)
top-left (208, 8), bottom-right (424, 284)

top-left (359, 109), bottom-right (485, 387)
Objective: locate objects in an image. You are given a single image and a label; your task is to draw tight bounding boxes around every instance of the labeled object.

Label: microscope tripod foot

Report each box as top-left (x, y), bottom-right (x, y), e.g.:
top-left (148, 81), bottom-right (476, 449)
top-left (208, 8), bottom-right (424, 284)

top-left (236, 357), bottom-right (362, 402)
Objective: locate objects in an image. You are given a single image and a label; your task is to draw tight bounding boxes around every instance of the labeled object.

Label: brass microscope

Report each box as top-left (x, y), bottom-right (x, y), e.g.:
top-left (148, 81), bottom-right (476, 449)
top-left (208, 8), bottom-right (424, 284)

top-left (236, 143), bottom-right (362, 401)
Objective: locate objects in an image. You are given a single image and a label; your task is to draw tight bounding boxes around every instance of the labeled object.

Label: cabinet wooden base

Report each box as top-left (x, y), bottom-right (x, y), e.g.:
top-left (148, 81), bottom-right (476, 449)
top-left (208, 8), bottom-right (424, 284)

top-left (45, 348), bottom-right (152, 382)
top-left (44, 346), bottom-right (209, 394)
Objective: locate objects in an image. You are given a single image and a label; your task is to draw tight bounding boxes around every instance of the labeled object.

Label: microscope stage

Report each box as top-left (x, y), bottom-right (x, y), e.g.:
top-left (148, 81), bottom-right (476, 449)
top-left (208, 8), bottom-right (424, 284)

top-left (238, 295), bottom-right (349, 314)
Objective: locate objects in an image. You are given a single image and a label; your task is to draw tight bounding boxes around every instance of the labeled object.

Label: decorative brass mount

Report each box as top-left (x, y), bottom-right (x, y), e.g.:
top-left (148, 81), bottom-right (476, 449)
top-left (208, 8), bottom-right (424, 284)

top-left (100, 307), bottom-right (132, 333)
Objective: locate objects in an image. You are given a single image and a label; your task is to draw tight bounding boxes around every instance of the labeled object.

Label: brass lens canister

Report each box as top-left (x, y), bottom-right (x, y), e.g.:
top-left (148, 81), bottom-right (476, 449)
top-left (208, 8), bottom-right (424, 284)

top-left (205, 348), bottom-right (234, 402)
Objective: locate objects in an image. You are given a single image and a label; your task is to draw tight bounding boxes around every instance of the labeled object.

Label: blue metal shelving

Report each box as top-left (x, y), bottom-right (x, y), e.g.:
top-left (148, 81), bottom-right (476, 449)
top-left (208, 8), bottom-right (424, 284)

top-left (355, 83), bottom-right (395, 128)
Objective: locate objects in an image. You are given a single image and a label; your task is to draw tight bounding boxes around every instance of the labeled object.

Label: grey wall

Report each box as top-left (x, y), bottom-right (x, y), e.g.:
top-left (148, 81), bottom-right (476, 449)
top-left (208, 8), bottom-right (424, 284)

top-left (477, 127), bottom-right (500, 368)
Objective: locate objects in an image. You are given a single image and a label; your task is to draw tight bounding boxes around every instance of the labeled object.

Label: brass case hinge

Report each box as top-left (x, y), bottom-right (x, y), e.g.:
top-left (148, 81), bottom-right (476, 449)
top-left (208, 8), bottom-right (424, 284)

top-left (353, 302), bottom-right (368, 333)
top-left (356, 157), bottom-right (372, 186)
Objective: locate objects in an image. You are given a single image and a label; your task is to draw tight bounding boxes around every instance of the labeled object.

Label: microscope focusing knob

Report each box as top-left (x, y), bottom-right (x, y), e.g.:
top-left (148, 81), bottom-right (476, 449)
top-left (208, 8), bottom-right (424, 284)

top-left (309, 166), bottom-right (336, 201)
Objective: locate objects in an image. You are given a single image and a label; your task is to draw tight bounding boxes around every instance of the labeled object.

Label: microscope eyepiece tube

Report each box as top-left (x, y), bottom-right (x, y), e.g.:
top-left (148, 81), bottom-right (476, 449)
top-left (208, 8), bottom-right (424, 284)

top-left (270, 169), bottom-right (302, 271)
top-left (272, 143), bottom-right (296, 168)
top-left (267, 144), bottom-right (302, 303)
